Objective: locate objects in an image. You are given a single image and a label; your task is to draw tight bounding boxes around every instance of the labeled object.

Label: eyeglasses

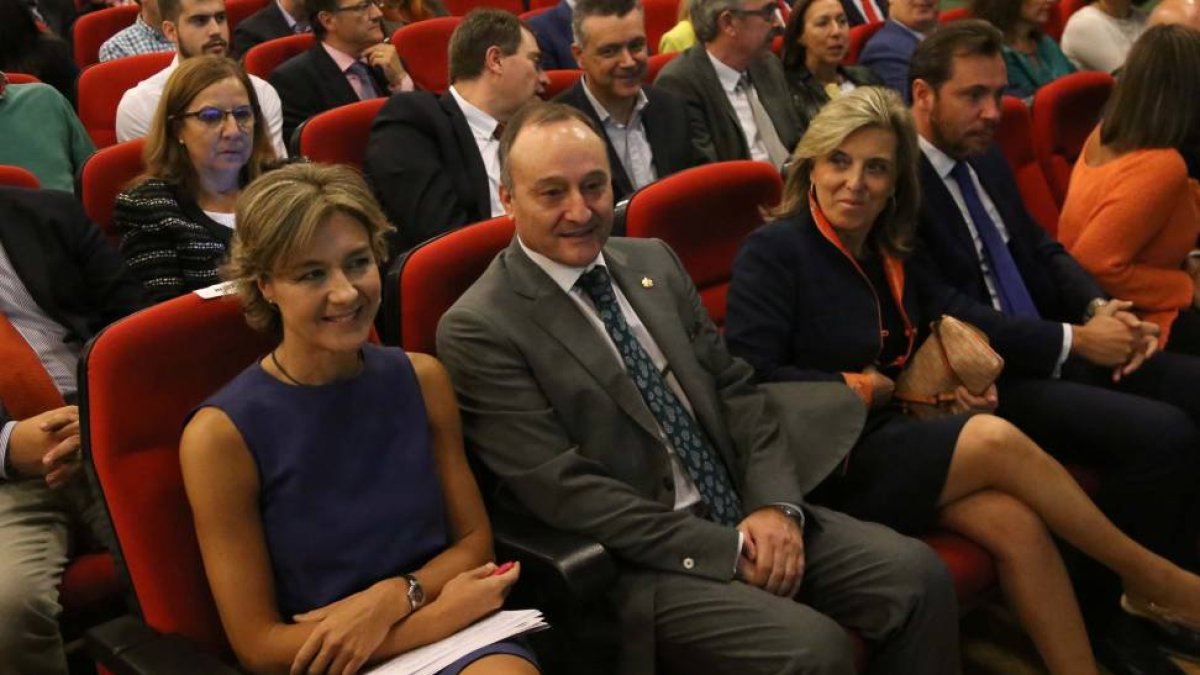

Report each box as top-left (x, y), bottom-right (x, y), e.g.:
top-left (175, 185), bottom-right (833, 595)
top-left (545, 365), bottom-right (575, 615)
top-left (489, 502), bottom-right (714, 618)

top-left (331, 0), bottom-right (385, 13)
top-left (173, 105), bottom-right (256, 129)
top-left (729, 4), bottom-right (779, 20)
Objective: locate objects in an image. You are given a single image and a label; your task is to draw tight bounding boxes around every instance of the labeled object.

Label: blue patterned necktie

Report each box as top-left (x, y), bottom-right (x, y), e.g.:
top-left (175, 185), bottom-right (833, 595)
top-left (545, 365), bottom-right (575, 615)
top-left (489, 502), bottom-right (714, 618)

top-left (949, 161), bottom-right (1040, 318)
top-left (575, 266), bottom-right (743, 526)
top-left (345, 61), bottom-right (380, 100)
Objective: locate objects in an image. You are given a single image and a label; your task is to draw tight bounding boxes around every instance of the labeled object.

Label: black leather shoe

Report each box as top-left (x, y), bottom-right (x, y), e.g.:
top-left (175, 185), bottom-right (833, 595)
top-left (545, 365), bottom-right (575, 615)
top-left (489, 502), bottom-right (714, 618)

top-left (1094, 616), bottom-right (1186, 675)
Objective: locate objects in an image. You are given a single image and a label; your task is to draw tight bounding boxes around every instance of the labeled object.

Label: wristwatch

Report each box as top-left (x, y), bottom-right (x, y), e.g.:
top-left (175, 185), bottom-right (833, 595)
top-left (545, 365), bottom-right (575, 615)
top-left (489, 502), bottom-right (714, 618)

top-left (1083, 298), bottom-right (1107, 322)
top-left (402, 574), bottom-right (425, 613)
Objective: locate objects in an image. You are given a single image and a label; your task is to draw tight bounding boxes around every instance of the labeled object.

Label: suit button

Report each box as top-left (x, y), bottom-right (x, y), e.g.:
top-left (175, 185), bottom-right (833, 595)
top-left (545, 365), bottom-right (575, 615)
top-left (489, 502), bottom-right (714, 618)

top-left (682, 557), bottom-right (695, 570)
top-left (662, 477), bottom-right (674, 491)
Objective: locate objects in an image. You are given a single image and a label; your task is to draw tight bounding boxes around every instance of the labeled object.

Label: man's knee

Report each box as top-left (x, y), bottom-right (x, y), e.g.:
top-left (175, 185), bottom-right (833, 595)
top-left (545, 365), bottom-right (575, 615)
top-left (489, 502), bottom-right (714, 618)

top-left (875, 536), bottom-right (956, 625)
top-left (0, 569), bottom-right (63, 658)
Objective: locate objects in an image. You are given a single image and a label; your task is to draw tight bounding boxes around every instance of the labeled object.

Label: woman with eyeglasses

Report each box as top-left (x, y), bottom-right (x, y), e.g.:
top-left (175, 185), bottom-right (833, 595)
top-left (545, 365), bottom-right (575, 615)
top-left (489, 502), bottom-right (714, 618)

top-left (114, 55), bottom-right (276, 303)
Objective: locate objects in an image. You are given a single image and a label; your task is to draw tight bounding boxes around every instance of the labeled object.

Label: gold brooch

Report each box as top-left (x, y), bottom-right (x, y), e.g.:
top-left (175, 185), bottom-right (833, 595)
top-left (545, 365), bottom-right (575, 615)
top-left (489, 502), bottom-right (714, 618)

top-left (641, 276), bottom-right (654, 288)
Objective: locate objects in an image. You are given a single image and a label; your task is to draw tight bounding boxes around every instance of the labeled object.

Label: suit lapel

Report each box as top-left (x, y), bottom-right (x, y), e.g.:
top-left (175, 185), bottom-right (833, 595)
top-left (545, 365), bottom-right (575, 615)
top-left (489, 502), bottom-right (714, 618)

top-left (505, 240), bottom-right (664, 441)
top-left (919, 154), bottom-right (979, 260)
top-left (688, 48), bottom-right (748, 157)
top-left (311, 46), bottom-right (362, 107)
top-left (440, 94), bottom-right (492, 219)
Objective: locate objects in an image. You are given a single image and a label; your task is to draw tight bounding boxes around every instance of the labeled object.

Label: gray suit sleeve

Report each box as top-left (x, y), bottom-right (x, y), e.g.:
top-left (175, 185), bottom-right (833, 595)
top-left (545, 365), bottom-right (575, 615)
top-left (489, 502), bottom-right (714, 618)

top-left (437, 304), bottom-right (741, 582)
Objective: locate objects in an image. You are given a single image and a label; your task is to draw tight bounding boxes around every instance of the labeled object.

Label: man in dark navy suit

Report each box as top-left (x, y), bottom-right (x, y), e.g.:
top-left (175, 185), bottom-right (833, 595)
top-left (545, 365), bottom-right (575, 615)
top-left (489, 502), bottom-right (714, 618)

top-left (232, 0), bottom-right (310, 57)
top-left (0, 186), bottom-right (147, 675)
top-left (555, 0), bottom-right (700, 205)
top-left (909, 21), bottom-right (1200, 675)
top-left (364, 9), bottom-right (547, 253)
top-left (528, 0), bottom-right (578, 69)
top-left (269, 0), bottom-right (409, 144)
top-left (858, 0), bottom-right (936, 95)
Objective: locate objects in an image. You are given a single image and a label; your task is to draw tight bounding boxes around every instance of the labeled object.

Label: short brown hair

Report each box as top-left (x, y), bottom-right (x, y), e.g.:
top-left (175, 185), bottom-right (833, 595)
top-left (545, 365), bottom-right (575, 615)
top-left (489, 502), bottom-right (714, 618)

top-left (1100, 24), bottom-right (1200, 153)
top-left (907, 19), bottom-right (1004, 95)
top-left (497, 101), bottom-right (603, 190)
top-left (769, 86), bottom-right (920, 257)
top-left (223, 163), bottom-right (393, 334)
top-left (448, 8), bottom-right (526, 83)
top-left (138, 56), bottom-right (276, 195)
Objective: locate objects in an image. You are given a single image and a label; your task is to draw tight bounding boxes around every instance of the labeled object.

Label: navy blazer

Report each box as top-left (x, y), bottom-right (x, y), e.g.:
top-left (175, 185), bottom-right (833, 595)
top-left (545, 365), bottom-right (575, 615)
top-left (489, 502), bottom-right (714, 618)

top-left (915, 145), bottom-right (1106, 376)
top-left (857, 19), bottom-right (920, 97)
top-left (553, 80), bottom-right (701, 203)
top-left (365, 91), bottom-right (492, 254)
top-left (0, 186), bottom-right (148, 425)
top-left (726, 210), bottom-right (921, 385)
top-left (840, 0), bottom-right (890, 26)
top-left (528, 0), bottom-right (577, 70)
top-left (270, 44), bottom-right (389, 147)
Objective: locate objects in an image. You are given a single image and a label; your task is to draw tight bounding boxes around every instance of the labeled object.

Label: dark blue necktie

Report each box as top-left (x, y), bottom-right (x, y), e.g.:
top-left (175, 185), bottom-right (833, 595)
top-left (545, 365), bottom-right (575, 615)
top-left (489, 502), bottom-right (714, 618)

top-left (949, 162), bottom-right (1040, 318)
top-left (575, 266), bottom-right (743, 526)
top-left (346, 61), bottom-right (380, 100)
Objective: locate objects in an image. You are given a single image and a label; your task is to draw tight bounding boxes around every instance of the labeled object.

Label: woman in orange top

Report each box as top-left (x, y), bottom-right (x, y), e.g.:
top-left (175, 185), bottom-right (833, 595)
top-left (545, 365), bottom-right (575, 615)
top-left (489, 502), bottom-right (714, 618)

top-left (1059, 24), bottom-right (1200, 355)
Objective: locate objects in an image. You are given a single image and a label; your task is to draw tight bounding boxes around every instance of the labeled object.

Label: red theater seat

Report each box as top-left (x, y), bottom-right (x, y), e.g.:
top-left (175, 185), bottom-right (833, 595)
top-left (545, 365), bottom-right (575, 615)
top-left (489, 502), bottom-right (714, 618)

top-left (80, 139), bottom-right (145, 243)
top-left (226, 0), bottom-right (271, 31)
top-left (77, 51), bottom-right (174, 148)
top-left (647, 50), bottom-right (679, 84)
top-left (242, 33), bottom-right (315, 80)
top-left (4, 72), bottom-right (41, 84)
top-left (618, 160), bottom-right (783, 326)
top-left (393, 17), bottom-right (462, 94)
top-left (443, 0), bottom-right (523, 14)
top-left (846, 21), bottom-right (884, 65)
top-left (996, 96), bottom-right (1061, 236)
top-left (541, 69), bottom-right (582, 99)
top-left (939, 6), bottom-right (969, 22)
top-left (643, 0), bottom-right (680, 54)
top-left (1031, 70), bottom-right (1114, 206)
top-left (72, 4), bottom-right (139, 69)
top-left (0, 164), bottom-right (41, 189)
top-left (296, 97), bottom-right (387, 168)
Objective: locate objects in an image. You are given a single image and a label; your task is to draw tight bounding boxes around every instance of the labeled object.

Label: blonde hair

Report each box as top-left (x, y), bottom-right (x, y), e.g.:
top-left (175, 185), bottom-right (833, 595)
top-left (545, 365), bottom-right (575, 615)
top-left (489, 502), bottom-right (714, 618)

top-left (770, 86), bottom-right (920, 257)
top-left (223, 163), bottom-right (393, 334)
top-left (139, 55), bottom-right (276, 194)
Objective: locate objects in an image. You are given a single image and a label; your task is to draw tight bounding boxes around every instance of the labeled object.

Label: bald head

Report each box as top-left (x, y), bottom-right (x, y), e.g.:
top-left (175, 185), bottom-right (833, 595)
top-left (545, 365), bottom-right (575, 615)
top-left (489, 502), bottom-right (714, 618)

top-left (1150, 0), bottom-right (1200, 31)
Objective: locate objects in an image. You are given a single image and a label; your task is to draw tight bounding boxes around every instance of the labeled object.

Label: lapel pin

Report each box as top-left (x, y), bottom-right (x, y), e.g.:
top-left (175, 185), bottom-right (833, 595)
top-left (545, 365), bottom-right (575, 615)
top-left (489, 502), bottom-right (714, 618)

top-left (641, 276), bottom-right (654, 289)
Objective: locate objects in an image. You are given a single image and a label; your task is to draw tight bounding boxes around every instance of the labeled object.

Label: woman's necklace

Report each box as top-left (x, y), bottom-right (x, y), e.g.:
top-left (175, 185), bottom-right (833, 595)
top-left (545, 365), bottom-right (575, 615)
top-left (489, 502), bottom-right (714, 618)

top-left (269, 349), bottom-right (363, 387)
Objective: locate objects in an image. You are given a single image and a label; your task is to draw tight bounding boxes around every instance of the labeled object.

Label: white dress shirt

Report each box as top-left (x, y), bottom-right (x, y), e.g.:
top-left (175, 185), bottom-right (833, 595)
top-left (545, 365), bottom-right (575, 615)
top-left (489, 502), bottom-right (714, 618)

top-left (706, 50), bottom-right (772, 164)
top-left (0, 241), bottom-right (80, 480)
top-left (580, 78), bottom-right (657, 190)
top-left (449, 86), bottom-right (505, 218)
top-left (115, 55), bottom-right (289, 158)
top-left (918, 135), bottom-right (1072, 370)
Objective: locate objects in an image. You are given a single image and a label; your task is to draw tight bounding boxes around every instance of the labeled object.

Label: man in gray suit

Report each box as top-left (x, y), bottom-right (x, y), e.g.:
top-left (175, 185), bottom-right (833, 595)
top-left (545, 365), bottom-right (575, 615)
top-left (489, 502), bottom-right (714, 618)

top-left (654, 0), bottom-right (802, 168)
top-left (437, 102), bottom-right (960, 675)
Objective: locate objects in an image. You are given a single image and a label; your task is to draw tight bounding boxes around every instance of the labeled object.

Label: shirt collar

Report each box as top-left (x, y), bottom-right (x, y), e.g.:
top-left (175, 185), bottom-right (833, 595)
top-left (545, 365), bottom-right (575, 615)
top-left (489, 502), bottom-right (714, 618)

top-left (580, 76), bottom-right (649, 124)
top-left (321, 41), bottom-right (361, 72)
top-left (705, 49), bottom-right (744, 94)
top-left (517, 236), bottom-right (607, 294)
top-left (449, 85), bottom-right (501, 142)
top-left (918, 133), bottom-right (958, 180)
top-left (275, 0), bottom-right (298, 29)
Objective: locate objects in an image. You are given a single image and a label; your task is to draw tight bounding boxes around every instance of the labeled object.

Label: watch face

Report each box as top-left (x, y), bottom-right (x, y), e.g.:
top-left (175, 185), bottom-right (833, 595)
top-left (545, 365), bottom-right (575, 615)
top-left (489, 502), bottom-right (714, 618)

top-left (407, 576), bottom-right (425, 608)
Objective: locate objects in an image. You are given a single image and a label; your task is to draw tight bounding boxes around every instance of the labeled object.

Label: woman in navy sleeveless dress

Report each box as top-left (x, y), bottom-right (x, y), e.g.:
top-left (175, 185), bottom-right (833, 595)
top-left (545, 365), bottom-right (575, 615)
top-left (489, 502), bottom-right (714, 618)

top-left (180, 164), bottom-right (539, 675)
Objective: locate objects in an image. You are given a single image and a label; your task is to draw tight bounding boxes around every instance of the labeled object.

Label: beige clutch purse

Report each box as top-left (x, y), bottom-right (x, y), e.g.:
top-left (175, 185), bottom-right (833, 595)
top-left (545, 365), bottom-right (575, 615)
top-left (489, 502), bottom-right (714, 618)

top-left (894, 315), bottom-right (1004, 420)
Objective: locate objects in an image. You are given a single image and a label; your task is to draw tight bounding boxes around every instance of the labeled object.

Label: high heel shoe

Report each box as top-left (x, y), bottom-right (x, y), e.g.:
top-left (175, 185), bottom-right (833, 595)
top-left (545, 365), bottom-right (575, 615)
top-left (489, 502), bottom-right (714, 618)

top-left (1121, 593), bottom-right (1200, 662)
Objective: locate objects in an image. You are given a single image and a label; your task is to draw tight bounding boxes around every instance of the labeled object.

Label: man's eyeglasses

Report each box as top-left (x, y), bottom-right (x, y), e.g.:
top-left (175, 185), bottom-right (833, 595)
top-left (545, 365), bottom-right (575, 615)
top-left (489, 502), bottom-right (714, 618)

top-left (332, 0), bottom-right (385, 13)
top-left (173, 105), bottom-right (256, 129)
top-left (729, 4), bottom-right (778, 21)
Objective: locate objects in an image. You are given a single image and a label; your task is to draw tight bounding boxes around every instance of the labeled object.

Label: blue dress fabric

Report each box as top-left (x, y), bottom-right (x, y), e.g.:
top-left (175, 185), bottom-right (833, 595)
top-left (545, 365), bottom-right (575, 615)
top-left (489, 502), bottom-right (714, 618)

top-left (198, 344), bottom-right (536, 671)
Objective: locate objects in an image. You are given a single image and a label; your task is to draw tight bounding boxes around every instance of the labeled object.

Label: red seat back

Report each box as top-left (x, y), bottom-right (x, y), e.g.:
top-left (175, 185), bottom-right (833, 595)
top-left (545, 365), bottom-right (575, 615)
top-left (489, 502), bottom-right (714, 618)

top-left (77, 51), bottom-right (174, 148)
top-left (541, 69), bottom-right (582, 99)
top-left (5, 72), bottom-right (41, 84)
top-left (845, 21), bottom-right (884, 65)
top-left (226, 0), bottom-right (271, 31)
top-left (529, 0), bottom-right (557, 9)
top-left (297, 97), bottom-right (388, 169)
top-left (939, 6), bottom-right (968, 22)
top-left (643, 0), bottom-right (680, 55)
top-left (1060, 0), bottom-right (1087, 23)
top-left (393, 17), bottom-right (462, 94)
top-left (647, 50), bottom-right (678, 84)
top-left (1030, 70), bottom-right (1113, 206)
top-left (80, 139), bottom-right (145, 243)
top-left (73, 4), bottom-right (139, 69)
top-left (385, 215), bottom-right (515, 350)
top-left (518, 6), bottom-right (552, 20)
top-left (443, 0), bottom-right (523, 14)
top-left (621, 161), bottom-right (782, 325)
top-left (996, 96), bottom-right (1061, 236)
top-left (0, 165), bottom-right (41, 189)
top-left (81, 291), bottom-right (277, 661)
top-left (1042, 0), bottom-right (1065, 41)
top-left (242, 33), bottom-right (316, 80)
